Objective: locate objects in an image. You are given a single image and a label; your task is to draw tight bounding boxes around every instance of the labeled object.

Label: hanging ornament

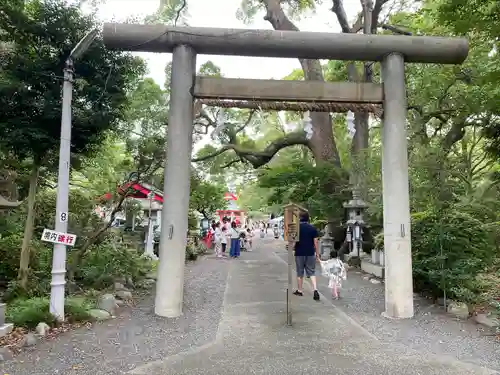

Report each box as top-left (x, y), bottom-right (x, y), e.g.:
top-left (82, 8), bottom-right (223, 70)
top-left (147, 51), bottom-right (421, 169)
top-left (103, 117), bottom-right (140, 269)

top-left (211, 108), bottom-right (229, 140)
top-left (303, 111), bottom-right (313, 140)
top-left (346, 111), bottom-right (356, 138)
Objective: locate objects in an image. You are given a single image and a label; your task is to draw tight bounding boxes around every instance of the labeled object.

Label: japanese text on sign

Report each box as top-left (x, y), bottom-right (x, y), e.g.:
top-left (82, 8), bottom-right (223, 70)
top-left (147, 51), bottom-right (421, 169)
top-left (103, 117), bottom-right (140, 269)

top-left (283, 203), bottom-right (302, 243)
top-left (286, 223), bottom-right (298, 242)
top-left (41, 228), bottom-right (77, 246)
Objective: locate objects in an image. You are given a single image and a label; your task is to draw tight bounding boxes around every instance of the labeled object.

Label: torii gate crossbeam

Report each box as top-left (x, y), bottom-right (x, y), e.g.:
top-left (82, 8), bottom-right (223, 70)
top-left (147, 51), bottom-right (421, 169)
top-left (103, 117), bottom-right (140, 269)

top-left (102, 23), bottom-right (468, 320)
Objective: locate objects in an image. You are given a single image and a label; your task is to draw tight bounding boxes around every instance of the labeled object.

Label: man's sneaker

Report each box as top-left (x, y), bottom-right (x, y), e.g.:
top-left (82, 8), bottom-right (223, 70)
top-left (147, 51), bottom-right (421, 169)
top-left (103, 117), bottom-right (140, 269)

top-left (313, 290), bottom-right (320, 301)
top-left (293, 290), bottom-right (303, 296)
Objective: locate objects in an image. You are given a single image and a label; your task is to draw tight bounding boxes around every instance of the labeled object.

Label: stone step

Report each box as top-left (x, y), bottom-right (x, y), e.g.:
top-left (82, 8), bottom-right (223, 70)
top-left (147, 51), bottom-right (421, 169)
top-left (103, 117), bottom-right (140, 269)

top-left (0, 303), bottom-right (13, 338)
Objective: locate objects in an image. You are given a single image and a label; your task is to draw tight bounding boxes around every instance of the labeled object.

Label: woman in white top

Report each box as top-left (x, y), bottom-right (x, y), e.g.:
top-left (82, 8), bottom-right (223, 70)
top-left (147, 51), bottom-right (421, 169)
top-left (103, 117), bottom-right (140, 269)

top-left (220, 226), bottom-right (228, 257)
top-left (213, 222), bottom-right (223, 258)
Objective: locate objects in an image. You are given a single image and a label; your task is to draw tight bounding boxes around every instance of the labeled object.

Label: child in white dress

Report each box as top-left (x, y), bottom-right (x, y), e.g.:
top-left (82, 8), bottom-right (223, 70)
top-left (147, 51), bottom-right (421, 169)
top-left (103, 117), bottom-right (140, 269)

top-left (320, 250), bottom-right (347, 299)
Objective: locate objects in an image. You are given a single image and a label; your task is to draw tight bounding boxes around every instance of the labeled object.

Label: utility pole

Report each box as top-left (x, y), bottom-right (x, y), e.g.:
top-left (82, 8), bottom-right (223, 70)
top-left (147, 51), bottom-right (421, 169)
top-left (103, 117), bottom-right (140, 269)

top-left (144, 191), bottom-right (157, 259)
top-left (50, 29), bottom-right (98, 321)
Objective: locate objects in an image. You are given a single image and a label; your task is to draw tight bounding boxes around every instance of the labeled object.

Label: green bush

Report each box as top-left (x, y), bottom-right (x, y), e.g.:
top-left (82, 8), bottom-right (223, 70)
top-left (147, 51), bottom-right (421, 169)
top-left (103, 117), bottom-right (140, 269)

top-left (65, 297), bottom-right (93, 323)
top-left (373, 232), bottom-right (384, 251)
top-left (74, 240), bottom-right (153, 289)
top-left (185, 242), bottom-right (207, 261)
top-left (0, 235), bottom-right (54, 302)
top-left (0, 233), bottom-right (23, 284)
top-left (5, 297), bottom-right (92, 329)
top-left (311, 219), bottom-right (327, 230)
top-left (411, 209), bottom-right (494, 302)
top-left (185, 244), bottom-right (199, 261)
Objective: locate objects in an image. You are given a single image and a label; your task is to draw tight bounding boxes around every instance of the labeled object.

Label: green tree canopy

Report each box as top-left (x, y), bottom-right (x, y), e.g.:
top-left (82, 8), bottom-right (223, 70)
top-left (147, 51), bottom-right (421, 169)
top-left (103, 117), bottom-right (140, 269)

top-left (0, 0), bottom-right (146, 164)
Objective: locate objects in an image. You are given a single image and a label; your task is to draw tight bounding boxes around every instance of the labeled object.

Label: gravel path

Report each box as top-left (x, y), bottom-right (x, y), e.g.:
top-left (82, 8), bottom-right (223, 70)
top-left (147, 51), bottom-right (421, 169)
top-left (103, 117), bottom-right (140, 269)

top-left (0, 255), bottom-right (230, 375)
top-left (274, 247), bottom-right (500, 372)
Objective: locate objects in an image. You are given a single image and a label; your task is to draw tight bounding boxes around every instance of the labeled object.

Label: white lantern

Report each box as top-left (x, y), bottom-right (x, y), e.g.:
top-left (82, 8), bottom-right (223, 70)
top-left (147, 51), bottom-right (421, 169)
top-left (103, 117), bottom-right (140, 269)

top-left (303, 111), bottom-right (313, 140)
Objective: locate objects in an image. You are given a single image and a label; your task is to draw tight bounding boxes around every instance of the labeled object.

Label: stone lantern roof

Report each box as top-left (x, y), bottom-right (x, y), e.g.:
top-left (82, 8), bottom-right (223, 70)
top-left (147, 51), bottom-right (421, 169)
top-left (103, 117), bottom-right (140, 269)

top-left (0, 195), bottom-right (20, 209)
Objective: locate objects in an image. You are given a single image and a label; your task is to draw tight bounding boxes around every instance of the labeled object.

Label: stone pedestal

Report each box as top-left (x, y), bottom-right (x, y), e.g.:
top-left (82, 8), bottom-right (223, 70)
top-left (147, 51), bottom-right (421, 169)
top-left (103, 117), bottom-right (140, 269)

top-left (0, 303), bottom-right (13, 337)
top-left (319, 232), bottom-right (334, 260)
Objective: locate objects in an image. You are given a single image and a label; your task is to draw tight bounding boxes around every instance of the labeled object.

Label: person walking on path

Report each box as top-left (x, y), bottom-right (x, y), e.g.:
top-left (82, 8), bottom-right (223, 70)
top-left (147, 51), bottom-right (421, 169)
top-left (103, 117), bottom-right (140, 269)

top-left (320, 250), bottom-right (347, 299)
top-left (214, 222), bottom-right (223, 258)
top-left (293, 211), bottom-right (321, 301)
top-left (246, 227), bottom-right (254, 250)
top-left (221, 226), bottom-right (228, 257)
top-left (229, 221), bottom-right (241, 258)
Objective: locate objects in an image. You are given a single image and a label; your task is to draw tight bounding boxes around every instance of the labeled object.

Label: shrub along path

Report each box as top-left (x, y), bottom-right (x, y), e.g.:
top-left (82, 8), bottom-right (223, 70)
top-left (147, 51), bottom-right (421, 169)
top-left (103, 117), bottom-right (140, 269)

top-left (1, 236), bottom-right (499, 375)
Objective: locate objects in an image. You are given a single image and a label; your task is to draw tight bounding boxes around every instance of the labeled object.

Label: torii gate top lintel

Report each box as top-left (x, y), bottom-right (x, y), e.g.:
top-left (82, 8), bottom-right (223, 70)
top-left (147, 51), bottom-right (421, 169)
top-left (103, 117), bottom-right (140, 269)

top-left (103, 23), bottom-right (468, 65)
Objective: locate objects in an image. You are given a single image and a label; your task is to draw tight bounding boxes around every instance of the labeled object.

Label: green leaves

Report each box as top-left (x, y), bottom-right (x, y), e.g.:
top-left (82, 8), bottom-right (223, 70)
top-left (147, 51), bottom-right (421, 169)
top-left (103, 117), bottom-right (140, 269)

top-left (0, 0), bottom-right (146, 165)
top-left (412, 208), bottom-right (495, 301)
top-left (437, 0), bottom-right (499, 39)
top-left (257, 160), bottom-right (349, 221)
top-left (189, 173), bottom-right (227, 218)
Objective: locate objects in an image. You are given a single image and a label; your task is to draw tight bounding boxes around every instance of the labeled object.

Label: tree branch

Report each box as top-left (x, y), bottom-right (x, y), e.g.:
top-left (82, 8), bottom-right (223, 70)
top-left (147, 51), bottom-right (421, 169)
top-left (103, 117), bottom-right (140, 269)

top-left (442, 119), bottom-right (467, 151)
top-left (371, 0), bottom-right (390, 33)
top-left (173, 0), bottom-right (187, 26)
top-left (331, 0), bottom-right (351, 33)
top-left (234, 110), bottom-right (256, 134)
top-left (192, 131), bottom-right (309, 168)
top-left (239, 0), bottom-right (337, 167)
top-left (408, 106), bottom-right (457, 124)
top-left (221, 159), bottom-right (241, 169)
top-left (380, 23), bottom-right (412, 35)
top-left (350, 12), bottom-right (364, 33)
top-left (192, 146), bottom-right (231, 163)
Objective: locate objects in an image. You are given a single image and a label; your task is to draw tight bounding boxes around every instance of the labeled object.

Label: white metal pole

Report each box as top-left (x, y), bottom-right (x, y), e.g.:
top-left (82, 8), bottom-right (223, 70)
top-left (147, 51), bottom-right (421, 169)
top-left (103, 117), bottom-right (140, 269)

top-left (49, 29), bottom-right (98, 321)
top-left (145, 192), bottom-right (156, 258)
top-left (49, 59), bottom-right (73, 321)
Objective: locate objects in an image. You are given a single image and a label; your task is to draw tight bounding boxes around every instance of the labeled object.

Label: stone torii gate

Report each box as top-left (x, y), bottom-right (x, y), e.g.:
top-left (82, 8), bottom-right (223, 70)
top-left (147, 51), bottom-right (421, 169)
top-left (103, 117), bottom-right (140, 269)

top-left (103, 23), bottom-right (468, 320)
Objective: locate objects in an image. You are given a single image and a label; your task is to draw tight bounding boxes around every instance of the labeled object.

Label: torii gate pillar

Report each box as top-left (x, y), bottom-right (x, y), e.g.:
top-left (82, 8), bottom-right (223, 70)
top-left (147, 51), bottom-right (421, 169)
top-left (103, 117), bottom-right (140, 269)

top-left (381, 53), bottom-right (413, 318)
top-left (155, 45), bottom-right (196, 318)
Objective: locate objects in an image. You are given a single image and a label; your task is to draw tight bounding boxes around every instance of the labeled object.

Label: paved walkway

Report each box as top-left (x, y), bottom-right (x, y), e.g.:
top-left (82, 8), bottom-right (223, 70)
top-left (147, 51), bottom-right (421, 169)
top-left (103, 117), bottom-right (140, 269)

top-left (274, 243), bottom-right (500, 372)
top-left (1, 236), bottom-right (499, 374)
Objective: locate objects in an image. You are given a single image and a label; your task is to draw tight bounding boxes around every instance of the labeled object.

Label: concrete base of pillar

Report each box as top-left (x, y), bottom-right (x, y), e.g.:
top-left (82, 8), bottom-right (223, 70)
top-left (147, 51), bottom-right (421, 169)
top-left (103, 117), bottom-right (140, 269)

top-left (381, 311), bottom-right (412, 320)
top-left (348, 250), bottom-right (365, 258)
top-left (361, 258), bottom-right (384, 279)
top-left (0, 323), bottom-right (13, 337)
top-left (143, 253), bottom-right (158, 261)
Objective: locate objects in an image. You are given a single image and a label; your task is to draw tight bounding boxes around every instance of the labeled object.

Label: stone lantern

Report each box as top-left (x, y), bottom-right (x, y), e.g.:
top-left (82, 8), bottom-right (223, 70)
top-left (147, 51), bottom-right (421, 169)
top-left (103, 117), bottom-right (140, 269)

top-left (343, 191), bottom-right (368, 258)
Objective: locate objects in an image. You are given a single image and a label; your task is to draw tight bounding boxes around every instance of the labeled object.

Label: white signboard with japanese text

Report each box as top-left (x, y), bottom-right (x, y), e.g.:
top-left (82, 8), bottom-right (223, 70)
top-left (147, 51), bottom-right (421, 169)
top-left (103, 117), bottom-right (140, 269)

top-left (41, 228), bottom-right (77, 246)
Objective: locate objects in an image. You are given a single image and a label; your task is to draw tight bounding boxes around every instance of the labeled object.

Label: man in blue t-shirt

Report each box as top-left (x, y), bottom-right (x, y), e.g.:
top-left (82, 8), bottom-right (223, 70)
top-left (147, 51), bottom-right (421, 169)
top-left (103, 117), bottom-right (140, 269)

top-left (293, 211), bottom-right (320, 301)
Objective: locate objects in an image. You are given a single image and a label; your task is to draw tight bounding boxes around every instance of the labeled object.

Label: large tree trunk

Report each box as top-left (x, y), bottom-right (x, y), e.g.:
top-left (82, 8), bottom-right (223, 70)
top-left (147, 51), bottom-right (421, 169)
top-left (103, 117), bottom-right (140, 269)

top-left (18, 163), bottom-right (40, 290)
top-left (332, 0), bottom-right (375, 199)
top-left (262, 0), bottom-right (341, 167)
